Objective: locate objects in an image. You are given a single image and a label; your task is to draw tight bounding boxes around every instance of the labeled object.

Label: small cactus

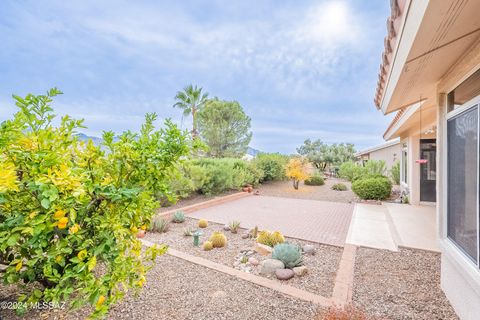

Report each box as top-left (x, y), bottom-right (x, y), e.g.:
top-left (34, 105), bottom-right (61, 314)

top-left (249, 225), bottom-right (259, 238)
top-left (270, 231), bottom-right (285, 245)
top-left (203, 241), bottom-right (213, 251)
top-left (209, 231), bottom-right (227, 248)
top-left (172, 211), bottom-right (185, 223)
top-left (256, 230), bottom-right (272, 246)
top-left (198, 219), bottom-right (208, 228)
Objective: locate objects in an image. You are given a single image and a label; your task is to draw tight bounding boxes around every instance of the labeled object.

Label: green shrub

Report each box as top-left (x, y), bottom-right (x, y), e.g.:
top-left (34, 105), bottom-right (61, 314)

top-left (351, 176), bottom-right (392, 200)
top-left (304, 174), bottom-right (325, 186)
top-left (390, 161), bottom-right (400, 185)
top-left (252, 153), bottom-right (288, 182)
top-left (338, 161), bottom-right (365, 181)
top-left (364, 160), bottom-right (386, 177)
top-left (331, 183), bottom-right (348, 191)
top-left (272, 243), bottom-right (303, 268)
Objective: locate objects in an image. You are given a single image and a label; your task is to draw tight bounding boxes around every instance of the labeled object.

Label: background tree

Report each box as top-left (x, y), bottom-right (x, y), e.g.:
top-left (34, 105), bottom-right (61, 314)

top-left (173, 84), bottom-right (208, 138)
top-left (297, 139), bottom-right (356, 170)
top-left (196, 98), bottom-right (252, 158)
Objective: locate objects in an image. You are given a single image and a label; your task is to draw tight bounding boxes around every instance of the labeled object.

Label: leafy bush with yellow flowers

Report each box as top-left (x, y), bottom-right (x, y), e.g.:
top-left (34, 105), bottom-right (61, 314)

top-left (0, 89), bottom-right (191, 318)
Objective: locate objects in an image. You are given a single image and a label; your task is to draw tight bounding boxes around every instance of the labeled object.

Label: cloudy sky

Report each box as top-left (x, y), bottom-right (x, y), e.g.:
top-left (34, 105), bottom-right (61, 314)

top-left (0, 0), bottom-right (393, 153)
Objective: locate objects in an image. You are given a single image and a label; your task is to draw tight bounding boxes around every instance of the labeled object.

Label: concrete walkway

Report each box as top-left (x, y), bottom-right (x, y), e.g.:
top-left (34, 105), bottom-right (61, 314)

top-left (346, 203), bottom-right (439, 252)
top-left (188, 195), bottom-right (354, 247)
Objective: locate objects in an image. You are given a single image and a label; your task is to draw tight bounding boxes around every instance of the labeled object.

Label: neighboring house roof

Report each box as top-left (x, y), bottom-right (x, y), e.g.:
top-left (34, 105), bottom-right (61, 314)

top-left (354, 139), bottom-right (401, 157)
top-left (374, 0), bottom-right (407, 109)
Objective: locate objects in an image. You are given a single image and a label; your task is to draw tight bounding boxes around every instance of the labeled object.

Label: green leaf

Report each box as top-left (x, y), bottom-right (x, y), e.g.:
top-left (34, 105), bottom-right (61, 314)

top-left (41, 198), bottom-right (50, 209)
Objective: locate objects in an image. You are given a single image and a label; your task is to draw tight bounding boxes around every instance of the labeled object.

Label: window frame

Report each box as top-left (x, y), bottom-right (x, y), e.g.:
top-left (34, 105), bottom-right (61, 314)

top-left (445, 94), bottom-right (480, 268)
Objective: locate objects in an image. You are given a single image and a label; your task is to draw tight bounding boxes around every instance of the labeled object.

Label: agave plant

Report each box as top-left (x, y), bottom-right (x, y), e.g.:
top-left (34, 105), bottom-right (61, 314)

top-left (150, 217), bottom-right (170, 233)
top-left (183, 227), bottom-right (194, 236)
top-left (229, 221), bottom-right (241, 234)
top-left (272, 243), bottom-right (303, 268)
top-left (172, 211), bottom-right (186, 223)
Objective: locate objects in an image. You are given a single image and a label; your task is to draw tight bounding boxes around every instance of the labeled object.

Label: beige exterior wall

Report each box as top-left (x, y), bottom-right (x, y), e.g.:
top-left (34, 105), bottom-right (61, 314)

top-left (366, 143), bottom-right (401, 170)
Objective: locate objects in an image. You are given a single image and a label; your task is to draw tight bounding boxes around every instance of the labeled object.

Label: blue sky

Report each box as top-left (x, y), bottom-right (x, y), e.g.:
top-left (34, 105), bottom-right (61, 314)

top-left (0, 0), bottom-right (393, 153)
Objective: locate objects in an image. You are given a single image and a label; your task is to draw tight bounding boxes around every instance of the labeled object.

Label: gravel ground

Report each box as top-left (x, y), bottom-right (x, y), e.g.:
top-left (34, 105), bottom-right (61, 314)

top-left (257, 178), bottom-right (355, 203)
top-left (353, 247), bottom-right (458, 320)
top-left (1, 255), bottom-right (320, 320)
top-left (146, 217), bottom-right (342, 297)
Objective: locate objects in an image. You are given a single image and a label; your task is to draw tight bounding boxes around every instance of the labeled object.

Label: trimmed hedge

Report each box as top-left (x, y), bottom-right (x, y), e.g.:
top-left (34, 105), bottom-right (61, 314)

top-left (304, 175), bottom-right (325, 186)
top-left (351, 176), bottom-right (392, 200)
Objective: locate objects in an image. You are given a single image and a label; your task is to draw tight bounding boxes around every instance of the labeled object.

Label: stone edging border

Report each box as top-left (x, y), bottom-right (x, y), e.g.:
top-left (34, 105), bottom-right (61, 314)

top-left (157, 192), bottom-right (251, 218)
top-left (141, 239), bottom-right (332, 307)
top-left (332, 244), bottom-right (357, 306)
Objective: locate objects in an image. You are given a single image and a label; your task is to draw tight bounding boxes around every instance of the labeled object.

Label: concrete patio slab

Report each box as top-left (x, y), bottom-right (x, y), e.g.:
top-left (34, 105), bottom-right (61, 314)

top-left (346, 204), bottom-right (398, 251)
top-left (188, 195), bottom-right (354, 247)
top-left (384, 203), bottom-right (439, 252)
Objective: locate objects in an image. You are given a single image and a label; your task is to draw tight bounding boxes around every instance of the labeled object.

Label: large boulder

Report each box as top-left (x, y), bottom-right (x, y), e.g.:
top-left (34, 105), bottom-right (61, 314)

top-left (259, 259), bottom-right (284, 275)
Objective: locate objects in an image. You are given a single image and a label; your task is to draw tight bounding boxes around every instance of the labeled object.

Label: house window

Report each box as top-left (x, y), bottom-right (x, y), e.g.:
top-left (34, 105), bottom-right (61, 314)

top-left (447, 104), bottom-right (478, 264)
top-left (401, 143), bottom-right (407, 184)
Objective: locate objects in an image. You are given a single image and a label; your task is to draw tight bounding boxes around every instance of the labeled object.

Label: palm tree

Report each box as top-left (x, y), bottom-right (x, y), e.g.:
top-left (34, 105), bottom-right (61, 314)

top-left (173, 84), bottom-right (208, 138)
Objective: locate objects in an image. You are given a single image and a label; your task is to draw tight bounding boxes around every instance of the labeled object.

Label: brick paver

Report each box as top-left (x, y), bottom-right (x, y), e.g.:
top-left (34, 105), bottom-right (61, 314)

top-left (188, 195), bottom-right (354, 247)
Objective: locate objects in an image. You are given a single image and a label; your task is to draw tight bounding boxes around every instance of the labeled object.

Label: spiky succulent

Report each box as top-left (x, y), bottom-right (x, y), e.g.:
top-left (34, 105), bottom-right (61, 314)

top-left (209, 231), bottom-right (227, 248)
top-left (203, 241), bottom-right (213, 251)
top-left (270, 231), bottom-right (285, 245)
top-left (183, 227), bottom-right (194, 236)
top-left (229, 221), bottom-right (241, 234)
top-left (249, 226), bottom-right (258, 238)
top-left (150, 217), bottom-right (170, 233)
top-left (172, 211), bottom-right (186, 223)
top-left (198, 219), bottom-right (208, 228)
top-left (272, 243), bottom-right (303, 268)
top-left (256, 230), bottom-right (272, 246)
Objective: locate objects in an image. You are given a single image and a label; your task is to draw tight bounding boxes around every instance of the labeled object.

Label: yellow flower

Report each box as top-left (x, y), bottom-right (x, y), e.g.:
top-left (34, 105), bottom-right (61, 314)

top-left (57, 217), bottom-right (69, 229)
top-left (96, 295), bottom-right (106, 308)
top-left (69, 224), bottom-right (80, 234)
top-left (17, 136), bottom-right (38, 151)
top-left (130, 226), bottom-right (138, 234)
top-left (54, 210), bottom-right (66, 219)
top-left (77, 249), bottom-right (88, 261)
top-left (15, 261), bottom-right (22, 272)
top-left (140, 225), bottom-right (147, 231)
top-left (0, 162), bottom-right (19, 193)
top-left (29, 211), bottom-right (37, 219)
top-left (55, 255), bottom-right (63, 264)
top-left (137, 275), bottom-right (146, 287)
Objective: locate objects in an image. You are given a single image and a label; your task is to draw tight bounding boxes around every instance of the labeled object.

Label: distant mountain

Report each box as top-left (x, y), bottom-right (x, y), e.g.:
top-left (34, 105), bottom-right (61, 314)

top-left (247, 147), bottom-right (261, 156)
top-left (75, 133), bottom-right (103, 145)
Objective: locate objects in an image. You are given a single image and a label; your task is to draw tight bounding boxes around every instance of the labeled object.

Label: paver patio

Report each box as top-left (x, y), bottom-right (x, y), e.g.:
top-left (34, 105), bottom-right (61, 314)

top-left (188, 195), bottom-right (354, 247)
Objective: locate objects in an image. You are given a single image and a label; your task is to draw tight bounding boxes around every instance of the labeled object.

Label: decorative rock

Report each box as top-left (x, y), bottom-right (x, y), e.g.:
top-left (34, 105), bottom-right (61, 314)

top-left (224, 224), bottom-right (230, 231)
top-left (293, 266), bottom-right (308, 277)
top-left (248, 257), bottom-right (259, 266)
top-left (302, 244), bottom-right (315, 255)
top-left (241, 233), bottom-right (250, 239)
top-left (254, 242), bottom-right (273, 256)
top-left (259, 259), bottom-right (284, 275)
top-left (275, 268), bottom-right (294, 280)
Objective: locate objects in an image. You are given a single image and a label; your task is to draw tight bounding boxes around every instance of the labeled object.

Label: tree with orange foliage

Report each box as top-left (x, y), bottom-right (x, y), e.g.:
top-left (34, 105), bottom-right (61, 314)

top-left (285, 158), bottom-right (309, 190)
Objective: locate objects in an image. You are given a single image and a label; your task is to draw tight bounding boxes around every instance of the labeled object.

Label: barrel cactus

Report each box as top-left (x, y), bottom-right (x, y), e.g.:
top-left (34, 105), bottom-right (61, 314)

top-left (198, 219), bottom-right (208, 228)
top-left (256, 230), bottom-right (272, 246)
top-left (272, 243), bottom-right (303, 268)
top-left (172, 211), bottom-right (186, 223)
top-left (270, 231), bottom-right (285, 245)
top-left (209, 231), bottom-right (227, 248)
top-left (203, 241), bottom-right (213, 251)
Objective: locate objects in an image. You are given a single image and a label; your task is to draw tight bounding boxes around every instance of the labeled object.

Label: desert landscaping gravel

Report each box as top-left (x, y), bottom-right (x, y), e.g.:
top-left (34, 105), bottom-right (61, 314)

top-left (146, 217), bottom-right (342, 297)
top-left (353, 247), bottom-right (458, 320)
top-left (257, 177), bottom-right (355, 203)
top-left (1, 255), bottom-right (320, 320)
